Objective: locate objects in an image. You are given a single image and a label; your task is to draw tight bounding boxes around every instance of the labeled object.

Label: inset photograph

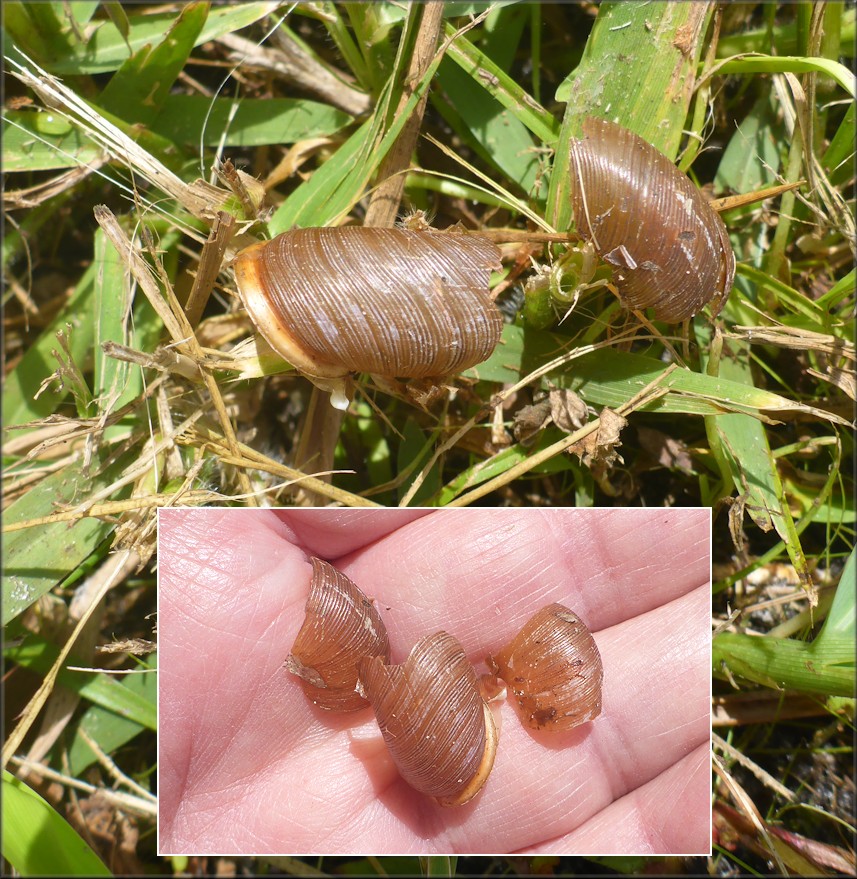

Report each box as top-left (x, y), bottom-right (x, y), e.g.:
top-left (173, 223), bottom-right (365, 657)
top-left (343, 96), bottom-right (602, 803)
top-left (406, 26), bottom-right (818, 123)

top-left (157, 507), bottom-right (711, 855)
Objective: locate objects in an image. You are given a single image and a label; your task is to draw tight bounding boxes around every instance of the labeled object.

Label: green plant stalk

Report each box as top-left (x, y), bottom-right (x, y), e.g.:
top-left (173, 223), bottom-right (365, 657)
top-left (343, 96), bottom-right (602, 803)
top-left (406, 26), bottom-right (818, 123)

top-left (763, 108), bottom-right (807, 284)
top-left (315, 5), bottom-right (369, 89)
top-left (713, 631), bottom-right (854, 697)
top-left (403, 172), bottom-right (509, 207)
top-left (345, 1), bottom-right (395, 93)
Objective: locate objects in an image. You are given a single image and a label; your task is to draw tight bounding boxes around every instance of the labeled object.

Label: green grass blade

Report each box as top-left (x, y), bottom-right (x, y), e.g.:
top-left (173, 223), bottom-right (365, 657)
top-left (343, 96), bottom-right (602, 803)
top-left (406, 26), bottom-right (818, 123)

top-left (815, 547), bottom-right (856, 646)
top-left (2, 108), bottom-right (102, 172)
top-left (93, 229), bottom-right (135, 422)
top-left (435, 432), bottom-right (575, 505)
top-left (97, 1), bottom-right (209, 126)
top-left (2, 1), bottom-right (74, 69)
top-left (444, 24), bottom-right (560, 147)
top-left (47, 1), bottom-right (280, 74)
top-left (2, 262), bottom-right (97, 426)
top-left (67, 654), bottom-right (157, 775)
top-left (715, 93), bottom-right (785, 195)
top-left (6, 638), bottom-right (157, 731)
top-left (716, 55), bottom-right (855, 98)
top-left (470, 326), bottom-right (846, 422)
top-left (1, 456), bottom-right (130, 626)
top-left (715, 7), bottom-right (855, 57)
top-left (434, 57), bottom-right (542, 200)
top-left (822, 100), bottom-right (855, 185)
top-left (149, 95), bottom-right (352, 147)
top-left (2, 770), bottom-right (111, 876)
top-left (270, 46), bottom-right (444, 230)
top-left (397, 418), bottom-right (442, 507)
top-left (420, 856), bottom-right (459, 877)
top-left (701, 330), bottom-right (814, 590)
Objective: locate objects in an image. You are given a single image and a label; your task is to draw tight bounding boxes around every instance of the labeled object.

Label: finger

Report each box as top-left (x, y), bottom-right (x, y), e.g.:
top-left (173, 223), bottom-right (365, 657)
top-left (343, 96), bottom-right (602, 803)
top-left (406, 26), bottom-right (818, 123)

top-left (271, 509), bottom-right (429, 557)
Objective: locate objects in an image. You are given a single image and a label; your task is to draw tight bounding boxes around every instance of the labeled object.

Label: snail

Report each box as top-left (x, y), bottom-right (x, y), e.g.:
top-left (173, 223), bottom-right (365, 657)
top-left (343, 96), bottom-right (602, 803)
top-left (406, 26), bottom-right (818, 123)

top-left (486, 603), bottom-right (603, 731)
top-left (233, 226), bottom-right (503, 409)
top-left (285, 558), bottom-right (390, 711)
top-left (568, 117), bottom-right (735, 322)
top-left (358, 631), bottom-right (498, 807)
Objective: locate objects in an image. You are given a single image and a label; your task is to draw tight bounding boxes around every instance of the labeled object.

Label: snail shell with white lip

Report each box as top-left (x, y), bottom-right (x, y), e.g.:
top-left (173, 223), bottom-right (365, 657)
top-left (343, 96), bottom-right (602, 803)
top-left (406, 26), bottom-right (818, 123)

top-left (233, 227), bottom-right (503, 408)
top-left (358, 631), bottom-right (498, 807)
top-left (486, 602), bottom-right (603, 731)
top-left (569, 117), bottom-right (735, 322)
top-left (285, 558), bottom-right (390, 711)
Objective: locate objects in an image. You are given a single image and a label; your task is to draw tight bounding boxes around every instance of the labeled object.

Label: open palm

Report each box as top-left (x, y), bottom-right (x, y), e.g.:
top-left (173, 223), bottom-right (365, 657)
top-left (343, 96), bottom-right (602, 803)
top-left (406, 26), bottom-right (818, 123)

top-left (158, 508), bottom-right (710, 855)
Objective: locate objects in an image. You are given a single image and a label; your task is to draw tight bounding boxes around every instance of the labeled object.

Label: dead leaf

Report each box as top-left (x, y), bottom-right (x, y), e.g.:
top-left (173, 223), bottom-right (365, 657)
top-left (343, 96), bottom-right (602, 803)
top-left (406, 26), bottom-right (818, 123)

top-left (807, 364), bottom-right (856, 400)
top-left (549, 388), bottom-right (589, 432)
top-left (568, 407), bottom-right (627, 469)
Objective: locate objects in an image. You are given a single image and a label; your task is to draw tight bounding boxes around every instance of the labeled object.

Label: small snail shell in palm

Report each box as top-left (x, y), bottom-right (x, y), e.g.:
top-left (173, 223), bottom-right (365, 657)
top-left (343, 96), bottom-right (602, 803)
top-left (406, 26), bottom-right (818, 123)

top-left (486, 603), bottom-right (603, 731)
top-left (358, 631), bottom-right (498, 806)
top-left (233, 227), bottom-right (503, 408)
top-left (285, 558), bottom-right (390, 711)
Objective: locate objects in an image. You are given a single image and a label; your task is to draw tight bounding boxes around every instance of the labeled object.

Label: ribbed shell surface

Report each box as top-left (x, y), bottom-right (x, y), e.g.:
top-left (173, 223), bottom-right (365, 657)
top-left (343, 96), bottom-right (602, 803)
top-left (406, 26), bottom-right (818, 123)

top-left (487, 603), bottom-right (602, 731)
top-left (569, 117), bottom-right (735, 322)
top-left (358, 631), bottom-right (488, 801)
top-left (239, 227), bottom-right (503, 378)
top-left (285, 558), bottom-right (390, 711)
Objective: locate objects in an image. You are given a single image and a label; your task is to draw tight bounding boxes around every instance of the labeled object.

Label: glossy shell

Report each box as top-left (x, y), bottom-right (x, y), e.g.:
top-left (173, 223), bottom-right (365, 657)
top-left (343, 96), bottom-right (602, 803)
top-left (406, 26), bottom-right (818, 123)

top-left (569, 117), bottom-right (735, 322)
top-left (285, 558), bottom-right (390, 711)
top-left (358, 631), bottom-right (498, 806)
top-left (233, 227), bottom-right (503, 381)
top-left (486, 603), bottom-right (602, 731)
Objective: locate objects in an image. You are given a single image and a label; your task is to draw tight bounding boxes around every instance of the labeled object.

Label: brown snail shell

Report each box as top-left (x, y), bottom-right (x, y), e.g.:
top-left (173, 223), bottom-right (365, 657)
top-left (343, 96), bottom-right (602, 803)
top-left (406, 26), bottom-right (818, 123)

top-left (233, 227), bottom-right (503, 407)
top-left (285, 558), bottom-right (390, 711)
top-left (486, 603), bottom-right (602, 731)
top-left (358, 631), bottom-right (498, 807)
top-left (569, 117), bottom-right (735, 322)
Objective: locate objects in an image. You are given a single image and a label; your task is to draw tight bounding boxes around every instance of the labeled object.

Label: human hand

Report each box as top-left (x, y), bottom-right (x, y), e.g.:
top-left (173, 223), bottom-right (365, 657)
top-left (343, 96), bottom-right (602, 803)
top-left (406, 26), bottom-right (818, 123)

top-left (158, 508), bottom-right (710, 855)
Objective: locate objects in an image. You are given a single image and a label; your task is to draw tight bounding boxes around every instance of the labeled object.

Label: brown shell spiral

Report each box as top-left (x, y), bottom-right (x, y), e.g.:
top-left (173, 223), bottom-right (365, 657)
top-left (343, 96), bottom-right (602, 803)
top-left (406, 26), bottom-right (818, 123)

top-left (569, 117), bottom-right (735, 322)
top-left (358, 631), bottom-right (498, 806)
top-left (285, 558), bottom-right (390, 711)
top-left (233, 227), bottom-right (503, 381)
top-left (486, 603), bottom-right (602, 731)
